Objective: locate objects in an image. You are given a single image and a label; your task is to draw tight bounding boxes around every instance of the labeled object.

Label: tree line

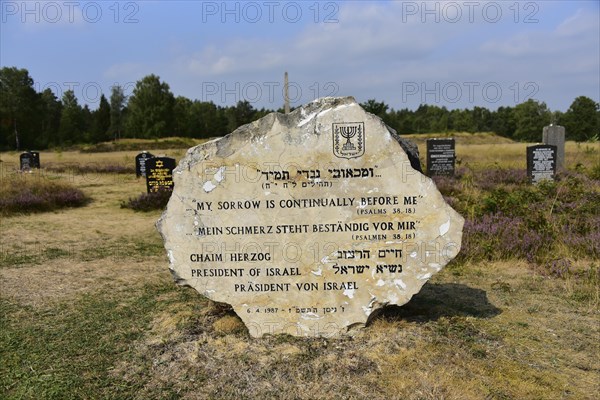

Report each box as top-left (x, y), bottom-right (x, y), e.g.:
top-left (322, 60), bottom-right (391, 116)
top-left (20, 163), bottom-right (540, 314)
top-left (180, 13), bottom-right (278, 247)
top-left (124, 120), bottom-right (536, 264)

top-left (1, 67), bottom-right (598, 151)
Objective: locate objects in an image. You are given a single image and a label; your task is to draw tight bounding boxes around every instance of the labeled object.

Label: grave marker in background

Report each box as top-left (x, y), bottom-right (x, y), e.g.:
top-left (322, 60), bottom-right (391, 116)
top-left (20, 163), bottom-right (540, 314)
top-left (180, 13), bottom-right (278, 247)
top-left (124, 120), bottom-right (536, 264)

top-left (542, 125), bottom-right (565, 169)
top-left (145, 157), bottom-right (176, 193)
top-left (157, 97), bottom-right (464, 338)
top-left (527, 144), bottom-right (557, 184)
top-left (426, 138), bottom-right (455, 176)
top-left (136, 151), bottom-right (155, 178)
top-left (19, 152), bottom-right (34, 171)
top-left (30, 151), bottom-right (40, 168)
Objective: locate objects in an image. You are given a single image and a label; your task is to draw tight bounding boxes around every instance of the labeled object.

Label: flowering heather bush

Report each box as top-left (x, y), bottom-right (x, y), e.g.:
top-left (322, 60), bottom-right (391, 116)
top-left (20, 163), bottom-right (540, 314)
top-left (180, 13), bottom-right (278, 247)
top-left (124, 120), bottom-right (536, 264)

top-left (121, 189), bottom-right (172, 212)
top-left (445, 167), bottom-right (600, 264)
top-left (560, 215), bottom-right (600, 259)
top-left (460, 212), bottom-right (553, 263)
top-left (0, 176), bottom-right (89, 215)
top-left (473, 168), bottom-right (529, 190)
top-left (431, 175), bottom-right (461, 197)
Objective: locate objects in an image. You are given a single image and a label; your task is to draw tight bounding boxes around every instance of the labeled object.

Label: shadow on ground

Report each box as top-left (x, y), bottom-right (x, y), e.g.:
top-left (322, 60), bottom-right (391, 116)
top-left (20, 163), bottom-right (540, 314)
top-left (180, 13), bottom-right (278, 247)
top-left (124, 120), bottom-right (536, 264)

top-left (368, 283), bottom-right (502, 324)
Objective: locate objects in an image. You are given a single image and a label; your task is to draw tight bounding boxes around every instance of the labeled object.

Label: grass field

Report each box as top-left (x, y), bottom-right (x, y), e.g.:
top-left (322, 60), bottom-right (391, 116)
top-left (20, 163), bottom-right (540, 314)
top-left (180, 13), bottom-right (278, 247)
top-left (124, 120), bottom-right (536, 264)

top-left (1, 135), bottom-right (599, 399)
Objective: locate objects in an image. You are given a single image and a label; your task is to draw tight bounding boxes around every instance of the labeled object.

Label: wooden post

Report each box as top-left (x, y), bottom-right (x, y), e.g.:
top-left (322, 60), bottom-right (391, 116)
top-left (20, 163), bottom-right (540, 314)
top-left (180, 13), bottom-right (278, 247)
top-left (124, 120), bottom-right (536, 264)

top-left (284, 71), bottom-right (290, 114)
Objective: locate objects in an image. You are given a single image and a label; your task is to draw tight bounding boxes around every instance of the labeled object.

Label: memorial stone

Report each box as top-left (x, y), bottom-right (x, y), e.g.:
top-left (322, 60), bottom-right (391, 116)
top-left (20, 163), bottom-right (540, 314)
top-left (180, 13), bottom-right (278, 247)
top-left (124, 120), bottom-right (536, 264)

top-left (157, 97), bottom-right (464, 338)
top-left (426, 138), bottom-right (455, 176)
top-left (136, 151), bottom-right (155, 177)
top-left (30, 151), bottom-right (40, 168)
top-left (542, 125), bottom-right (565, 169)
top-left (20, 152), bottom-right (34, 171)
top-left (527, 144), bottom-right (557, 184)
top-left (146, 157), bottom-right (176, 193)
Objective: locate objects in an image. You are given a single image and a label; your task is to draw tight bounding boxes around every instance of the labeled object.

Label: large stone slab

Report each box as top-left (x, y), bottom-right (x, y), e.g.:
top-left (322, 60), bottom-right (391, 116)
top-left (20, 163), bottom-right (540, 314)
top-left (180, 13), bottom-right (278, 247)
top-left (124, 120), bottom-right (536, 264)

top-left (157, 97), bottom-right (464, 338)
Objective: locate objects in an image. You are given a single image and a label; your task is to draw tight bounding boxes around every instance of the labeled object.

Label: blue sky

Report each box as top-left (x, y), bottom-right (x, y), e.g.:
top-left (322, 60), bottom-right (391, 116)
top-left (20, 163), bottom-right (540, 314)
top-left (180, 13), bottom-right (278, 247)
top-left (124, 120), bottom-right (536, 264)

top-left (1, 1), bottom-right (598, 111)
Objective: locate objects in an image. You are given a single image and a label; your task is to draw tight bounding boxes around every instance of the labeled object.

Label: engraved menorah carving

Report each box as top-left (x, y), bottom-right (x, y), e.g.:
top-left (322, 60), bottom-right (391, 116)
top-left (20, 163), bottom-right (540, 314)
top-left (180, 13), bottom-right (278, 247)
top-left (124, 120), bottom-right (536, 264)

top-left (340, 126), bottom-right (357, 151)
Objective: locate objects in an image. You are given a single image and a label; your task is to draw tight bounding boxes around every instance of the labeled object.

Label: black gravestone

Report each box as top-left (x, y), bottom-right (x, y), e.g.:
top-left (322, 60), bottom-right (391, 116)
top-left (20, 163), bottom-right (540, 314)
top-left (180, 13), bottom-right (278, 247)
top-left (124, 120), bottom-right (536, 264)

top-left (30, 151), bottom-right (40, 168)
top-left (426, 138), bottom-right (455, 176)
top-left (135, 151), bottom-right (155, 178)
top-left (145, 157), bottom-right (176, 193)
top-left (20, 152), bottom-right (34, 171)
top-left (527, 144), bottom-right (557, 184)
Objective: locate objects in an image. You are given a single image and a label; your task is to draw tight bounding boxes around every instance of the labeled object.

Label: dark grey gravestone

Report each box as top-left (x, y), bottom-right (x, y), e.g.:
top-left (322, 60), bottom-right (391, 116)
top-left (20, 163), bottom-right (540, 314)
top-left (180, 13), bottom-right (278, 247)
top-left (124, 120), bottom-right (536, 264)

top-left (527, 144), bottom-right (557, 184)
top-left (136, 151), bottom-right (155, 178)
top-left (30, 151), bottom-right (40, 168)
top-left (426, 138), bottom-right (455, 176)
top-left (145, 157), bottom-right (176, 193)
top-left (542, 125), bottom-right (565, 169)
top-left (20, 152), bottom-right (34, 171)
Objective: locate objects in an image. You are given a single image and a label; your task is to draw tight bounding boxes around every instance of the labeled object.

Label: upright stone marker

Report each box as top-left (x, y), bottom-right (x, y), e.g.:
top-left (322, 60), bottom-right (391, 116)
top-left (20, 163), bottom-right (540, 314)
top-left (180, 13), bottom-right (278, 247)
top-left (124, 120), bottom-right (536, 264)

top-left (158, 97), bottom-right (464, 338)
top-left (30, 151), bottom-right (40, 168)
top-left (136, 151), bottom-right (155, 178)
top-left (542, 125), bottom-right (565, 169)
top-left (426, 138), bottom-right (455, 176)
top-left (527, 144), bottom-right (557, 184)
top-left (19, 152), bottom-right (34, 171)
top-left (146, 157), bottom-right (176, 193)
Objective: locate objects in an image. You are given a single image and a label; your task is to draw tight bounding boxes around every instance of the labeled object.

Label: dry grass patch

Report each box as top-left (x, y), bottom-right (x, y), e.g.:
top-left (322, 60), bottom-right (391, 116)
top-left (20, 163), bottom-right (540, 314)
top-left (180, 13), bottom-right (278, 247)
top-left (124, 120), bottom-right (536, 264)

top-left (0, 258), bottom-right (166, 307)
top-left (106, 260), bottom-right (597, 400)
top-left (212, 314), bottom-right (246, 335)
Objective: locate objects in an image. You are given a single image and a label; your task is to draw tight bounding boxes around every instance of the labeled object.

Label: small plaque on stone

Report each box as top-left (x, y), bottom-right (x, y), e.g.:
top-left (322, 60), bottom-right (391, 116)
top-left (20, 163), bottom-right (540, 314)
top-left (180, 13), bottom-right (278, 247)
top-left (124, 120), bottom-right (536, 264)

top-left (426, 138), bottom-right (455, 176)
top-left (145, 157), bottom-right (176, 193)
top-left (136, 151), bottom-right (155, 178)
top-left (527, 144), bottom-right (557, 184)
top-left (157, 97), bottom-right (464, 338)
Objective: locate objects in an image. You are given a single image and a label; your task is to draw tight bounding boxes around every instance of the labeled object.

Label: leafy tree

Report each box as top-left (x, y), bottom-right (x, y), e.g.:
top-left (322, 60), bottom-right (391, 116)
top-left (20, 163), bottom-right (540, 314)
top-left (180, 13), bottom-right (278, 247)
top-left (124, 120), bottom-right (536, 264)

top-left (412, 104), bottom-right (432, 133)
top-left (389, 108), bottom-right (415, 134)
top-left (472, 106), bottom-right (493, 132)
top-left (37, 88), bottom-right (62, 148)
top-left (226, 100), bottom-right (256, 132)
top-left (491, 106), bottom-right (516, 138)
top-left (562, 96), bottom-right (599, 141)
top-left (90, 95), bottom-right (111, 142)
top-left (109, 85), bottom-right (126, 140)
top-left (190, 101), bottom-right (228, 138)
top-left (126, 74), bottom-right (174, 138)
top-left (58, 90), bottom-right (84, 145)
top-left (81, 104), bottom-right (93, 140)
top-left (426, 105), bottom-right (449, 132)
top-left (361, 99), bottom-right (389, 119)
top-left (449, 109), bottom-right (475, 132)
top-left (0, 67), bottom-right (38, 150)
top-left (513, 99), bottom-right (551, 142)
top-left (173, 96), bottom-right (194, 137)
